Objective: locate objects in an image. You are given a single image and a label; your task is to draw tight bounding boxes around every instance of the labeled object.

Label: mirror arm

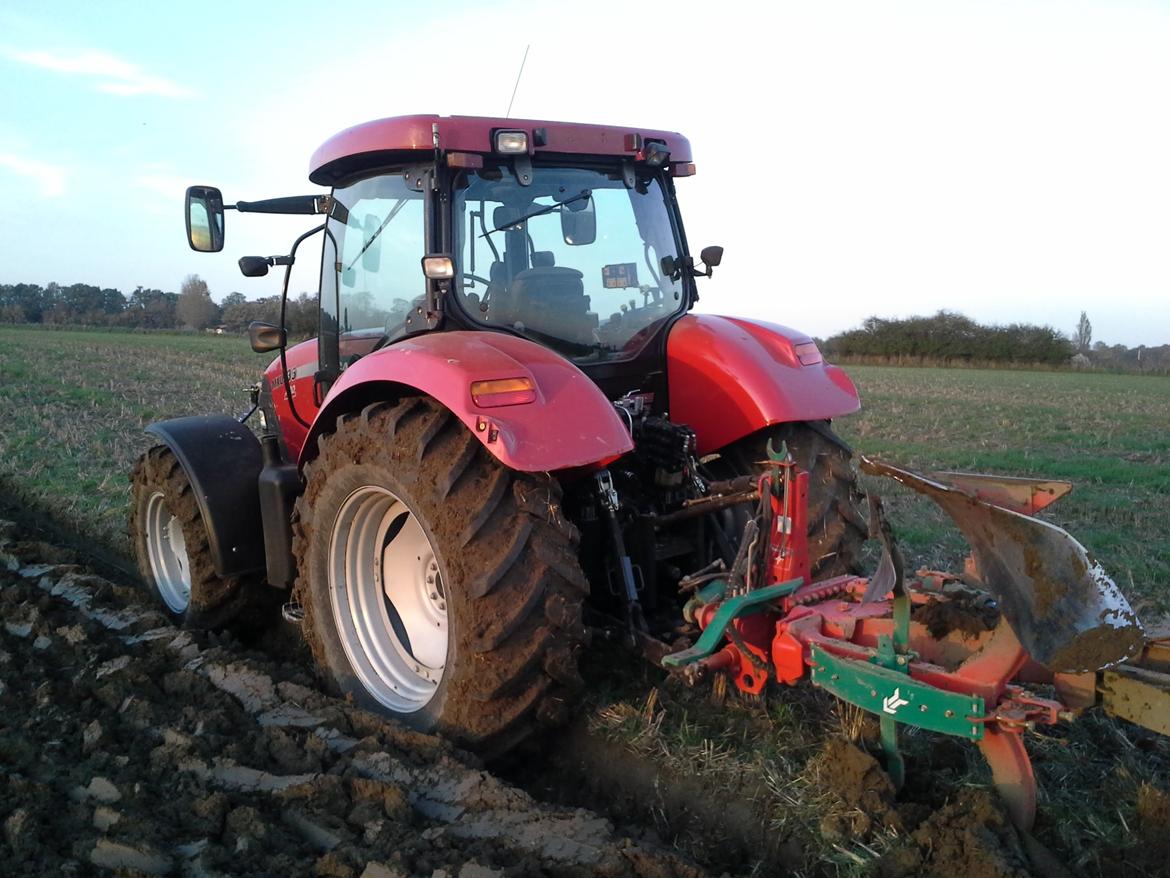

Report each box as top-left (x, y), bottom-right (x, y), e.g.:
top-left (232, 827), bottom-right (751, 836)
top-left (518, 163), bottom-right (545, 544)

top-left (232, 195), bottom-right (329, 215)
top-left (677, 264), bottom-right (712, 280)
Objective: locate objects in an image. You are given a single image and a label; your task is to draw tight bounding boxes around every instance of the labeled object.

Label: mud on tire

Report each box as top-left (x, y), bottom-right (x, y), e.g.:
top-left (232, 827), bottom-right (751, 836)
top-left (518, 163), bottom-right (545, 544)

top-left (130, 445), bottom-right (253, 628)
top-left (717, 421), bottom-right (867, 578)
top-left (292, 397), bottom-right (587, 753)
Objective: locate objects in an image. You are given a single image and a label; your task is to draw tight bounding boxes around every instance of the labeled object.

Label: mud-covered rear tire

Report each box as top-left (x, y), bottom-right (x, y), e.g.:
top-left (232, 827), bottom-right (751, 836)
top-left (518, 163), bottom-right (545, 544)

top-left (130, 446), bottom-right (254, 628)
top-left (716, 421), bottom-right (867, 578)
top-left (293, 397), bottom-right (587, 753)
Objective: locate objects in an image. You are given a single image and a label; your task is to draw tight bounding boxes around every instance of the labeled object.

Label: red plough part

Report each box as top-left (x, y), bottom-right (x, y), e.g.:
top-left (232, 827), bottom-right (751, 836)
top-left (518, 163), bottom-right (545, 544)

top-left (664, 445), bottom-right (1148, 830)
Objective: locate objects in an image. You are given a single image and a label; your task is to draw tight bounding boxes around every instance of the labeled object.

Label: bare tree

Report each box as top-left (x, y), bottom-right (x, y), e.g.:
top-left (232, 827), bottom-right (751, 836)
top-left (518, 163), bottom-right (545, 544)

top-left (1074, 311), bottom-right (1092, 352)
top-left (177, 274), bottom-right (219, 330)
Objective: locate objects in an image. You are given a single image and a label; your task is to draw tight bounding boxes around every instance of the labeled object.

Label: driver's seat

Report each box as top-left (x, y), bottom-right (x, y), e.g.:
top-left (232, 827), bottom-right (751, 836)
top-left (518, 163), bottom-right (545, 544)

top-left (508, 265), bottom-right (596, 343)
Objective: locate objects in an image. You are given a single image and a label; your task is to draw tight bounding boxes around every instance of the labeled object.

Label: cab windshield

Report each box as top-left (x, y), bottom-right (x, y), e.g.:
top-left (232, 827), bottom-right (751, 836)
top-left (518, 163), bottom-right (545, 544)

top-left (453, 164), bottom-right (685, 361)
top-left (319, 169), bottom-right (428, 371)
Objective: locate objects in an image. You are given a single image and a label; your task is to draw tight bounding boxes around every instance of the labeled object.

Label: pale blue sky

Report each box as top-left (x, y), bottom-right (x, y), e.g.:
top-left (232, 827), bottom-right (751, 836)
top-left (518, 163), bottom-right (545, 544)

top-left (1, 0), bottom-right (1167, 345)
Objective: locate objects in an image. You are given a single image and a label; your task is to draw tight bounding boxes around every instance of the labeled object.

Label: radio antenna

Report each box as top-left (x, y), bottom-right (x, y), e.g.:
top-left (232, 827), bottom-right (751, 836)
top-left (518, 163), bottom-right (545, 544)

top-left (505, 44), bottom-right (530, 118)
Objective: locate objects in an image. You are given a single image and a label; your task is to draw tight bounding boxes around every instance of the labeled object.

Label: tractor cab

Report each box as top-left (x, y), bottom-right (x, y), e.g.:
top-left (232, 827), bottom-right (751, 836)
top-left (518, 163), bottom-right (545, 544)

top-left (187, 115), bottom-right (720, 407)
top-left (310, 118), bottom-right (720, 407)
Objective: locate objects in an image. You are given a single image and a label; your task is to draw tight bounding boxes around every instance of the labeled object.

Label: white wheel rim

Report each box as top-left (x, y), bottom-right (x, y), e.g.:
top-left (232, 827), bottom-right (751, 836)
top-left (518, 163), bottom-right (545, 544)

top-left (328, 486), bottom-right (447, 712)
top-left (144, 491), bottom-right (192, 613)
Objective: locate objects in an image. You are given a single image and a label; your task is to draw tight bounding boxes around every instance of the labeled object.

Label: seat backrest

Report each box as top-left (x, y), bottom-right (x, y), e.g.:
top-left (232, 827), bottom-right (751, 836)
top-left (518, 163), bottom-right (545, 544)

top-left (492, 205), bottom-right (522, 231)
top-left (509, 266), bottom-right (595, 342)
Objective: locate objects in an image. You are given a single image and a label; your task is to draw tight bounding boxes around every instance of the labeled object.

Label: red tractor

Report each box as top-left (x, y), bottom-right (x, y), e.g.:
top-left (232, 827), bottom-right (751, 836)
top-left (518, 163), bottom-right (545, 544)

top-left (132, 115), bottom-right (1163, 827)
top-left (133, 114), bottom-right (864, 739)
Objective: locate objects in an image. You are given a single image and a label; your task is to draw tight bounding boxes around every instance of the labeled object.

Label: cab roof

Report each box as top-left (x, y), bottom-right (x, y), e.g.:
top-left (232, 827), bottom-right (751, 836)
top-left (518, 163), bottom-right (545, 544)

top-left (309, 114), bottom-right (693, 186)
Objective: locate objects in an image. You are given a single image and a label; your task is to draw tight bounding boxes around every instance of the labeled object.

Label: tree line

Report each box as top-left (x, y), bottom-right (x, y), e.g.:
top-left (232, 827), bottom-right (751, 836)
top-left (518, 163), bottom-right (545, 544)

top-left (822, 311), bottom-right (1075, 365)
top-left (0, 276), bottom-right (317, 336)
top-left (6, 283), bottom-right (1164, 373)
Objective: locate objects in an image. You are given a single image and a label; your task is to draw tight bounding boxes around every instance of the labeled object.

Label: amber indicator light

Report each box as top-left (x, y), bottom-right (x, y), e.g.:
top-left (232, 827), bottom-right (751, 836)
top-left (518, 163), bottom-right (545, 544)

top-left (794, 342), bottom-right (823, 366)
top-left (470, 377), bottom-right (537, 407)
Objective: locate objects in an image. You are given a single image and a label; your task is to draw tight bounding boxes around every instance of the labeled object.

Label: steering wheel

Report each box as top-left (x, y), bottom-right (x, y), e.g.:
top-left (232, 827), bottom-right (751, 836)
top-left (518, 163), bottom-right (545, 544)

top-left (463, 273), bottom-right (495, 312)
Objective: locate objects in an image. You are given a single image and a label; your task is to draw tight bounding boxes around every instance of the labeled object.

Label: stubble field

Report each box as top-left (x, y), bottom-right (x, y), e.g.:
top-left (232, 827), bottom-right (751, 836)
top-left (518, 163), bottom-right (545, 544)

top-left (1, 324), bottom-right (1169, 876)
top-left (2, 326), bottom-right (1165, 612)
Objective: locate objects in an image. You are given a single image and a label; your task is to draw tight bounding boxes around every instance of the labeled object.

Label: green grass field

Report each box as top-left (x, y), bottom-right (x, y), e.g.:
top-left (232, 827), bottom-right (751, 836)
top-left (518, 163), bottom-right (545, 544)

top-left (0, 326), bottom-right (265, 559)
top-left (2, 326), bottom-right (1165, 610)
top-left (2, 324), bottom-right (1169, 875)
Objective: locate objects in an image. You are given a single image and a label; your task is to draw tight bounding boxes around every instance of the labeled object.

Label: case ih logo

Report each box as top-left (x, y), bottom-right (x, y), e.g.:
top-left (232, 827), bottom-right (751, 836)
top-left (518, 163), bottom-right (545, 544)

top-left (270, 368), bottom-right (297, 389)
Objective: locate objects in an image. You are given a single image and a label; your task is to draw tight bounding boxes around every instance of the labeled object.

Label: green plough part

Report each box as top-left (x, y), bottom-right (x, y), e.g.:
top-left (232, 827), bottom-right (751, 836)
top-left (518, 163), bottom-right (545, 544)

top-left (810, 645), bottom-right (986, 740)
top-left (662, 579), bottom-right (802, 668)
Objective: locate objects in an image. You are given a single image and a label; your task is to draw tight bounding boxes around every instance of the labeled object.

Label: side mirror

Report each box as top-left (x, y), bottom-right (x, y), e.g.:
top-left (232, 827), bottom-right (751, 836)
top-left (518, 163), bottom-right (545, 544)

top-left (248, 321), bottom-right (286, 353)
top-left (239, 256), bottom-right (270, 278)
top-left (561, 197), bottom-right (596, 246)
top-left (700, 245), bottom-right (723, 270)
top-left (186, 186), bottom-right (225, 252)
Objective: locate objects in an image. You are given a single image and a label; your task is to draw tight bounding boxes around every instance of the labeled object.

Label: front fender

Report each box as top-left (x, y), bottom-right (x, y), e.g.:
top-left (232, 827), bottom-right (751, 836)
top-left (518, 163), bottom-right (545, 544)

top-left (667, 315), bottom-right (861, 454)
top-left (304, 331), bottom-right (633, 472)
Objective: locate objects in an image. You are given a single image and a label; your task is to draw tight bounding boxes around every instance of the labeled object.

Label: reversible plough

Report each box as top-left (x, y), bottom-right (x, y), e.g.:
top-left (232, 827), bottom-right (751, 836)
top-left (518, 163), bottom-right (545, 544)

top-left (663, 444), bottom-right (1169, 829)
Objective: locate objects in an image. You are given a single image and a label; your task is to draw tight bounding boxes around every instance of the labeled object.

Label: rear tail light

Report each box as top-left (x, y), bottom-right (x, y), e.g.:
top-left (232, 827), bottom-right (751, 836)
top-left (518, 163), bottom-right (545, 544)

top-left (471, 377), bottom-right (536, 407)
top-left (794, 342), bottom-right (823, 366)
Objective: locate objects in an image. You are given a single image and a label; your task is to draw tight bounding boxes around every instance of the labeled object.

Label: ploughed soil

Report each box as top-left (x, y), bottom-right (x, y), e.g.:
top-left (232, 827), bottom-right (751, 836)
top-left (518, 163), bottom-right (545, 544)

top-left (4, 518), bottom-right (1170, 877)
top-left (0, 521), bottom-right (703, 878)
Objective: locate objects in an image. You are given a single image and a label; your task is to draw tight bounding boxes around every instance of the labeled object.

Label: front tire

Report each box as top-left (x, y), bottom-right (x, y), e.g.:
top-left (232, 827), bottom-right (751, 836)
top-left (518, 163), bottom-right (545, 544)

top-left (130, 446), bottom-right (252, 628)
top-left (293, 398), bottom-right (587, 751)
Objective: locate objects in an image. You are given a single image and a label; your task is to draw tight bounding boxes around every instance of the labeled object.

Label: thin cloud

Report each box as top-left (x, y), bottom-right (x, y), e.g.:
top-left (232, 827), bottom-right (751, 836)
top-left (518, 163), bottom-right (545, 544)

top-left (5, 48), bottom-right (195, 98)
top-left (0, 152), bottom-right (67, 197)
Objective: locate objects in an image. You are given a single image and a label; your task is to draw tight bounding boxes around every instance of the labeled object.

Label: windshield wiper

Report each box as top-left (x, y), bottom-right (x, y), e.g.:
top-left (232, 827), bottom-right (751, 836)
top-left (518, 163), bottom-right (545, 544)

top-left (346, 198), bottom-right (409, 271)
top-left (480, 189), bottom-right (592, 238)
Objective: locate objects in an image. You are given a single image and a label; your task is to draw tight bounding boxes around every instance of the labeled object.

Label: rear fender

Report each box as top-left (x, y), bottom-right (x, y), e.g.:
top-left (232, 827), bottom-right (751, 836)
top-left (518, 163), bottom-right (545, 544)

top-left (667, 314), bottom-right (861, 454)
top-left (144, 416), bottom-right (265, 578)
top-left (302, 331), bottom-right (633, 472)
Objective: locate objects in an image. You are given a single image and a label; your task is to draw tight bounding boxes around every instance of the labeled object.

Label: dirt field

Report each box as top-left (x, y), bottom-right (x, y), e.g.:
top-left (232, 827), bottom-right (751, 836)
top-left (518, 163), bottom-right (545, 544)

top-left (0, 522), bottom-right (711, 878)
top-left (11, 521), bottom-right (1169, 878)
